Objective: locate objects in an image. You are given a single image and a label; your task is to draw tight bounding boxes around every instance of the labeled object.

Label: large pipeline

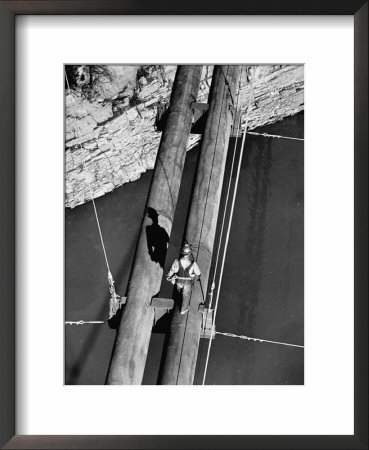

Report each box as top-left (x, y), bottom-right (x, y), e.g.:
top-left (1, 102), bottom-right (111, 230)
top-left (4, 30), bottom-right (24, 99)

top-left (107, 66), bottom-right (203, 385)
top-left (159, 66), bottom-right (241, 385)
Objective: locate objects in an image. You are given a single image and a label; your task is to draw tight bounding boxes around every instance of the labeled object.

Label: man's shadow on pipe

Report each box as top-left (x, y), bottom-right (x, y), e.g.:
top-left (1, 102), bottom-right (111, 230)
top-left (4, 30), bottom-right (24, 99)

top-left (108, 207), bottom-right (170, 330)
top-left (146, 207), bottom-right (169, 269)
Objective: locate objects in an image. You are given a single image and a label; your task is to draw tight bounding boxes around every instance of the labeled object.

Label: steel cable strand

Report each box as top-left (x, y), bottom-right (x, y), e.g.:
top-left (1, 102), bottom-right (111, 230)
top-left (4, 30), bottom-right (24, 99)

top-left (202, 67), bottom-right (255, 385)
top-left (65, 71), bottom-right (120, 320)
top-left (194, 67), bottom-right (244, 384)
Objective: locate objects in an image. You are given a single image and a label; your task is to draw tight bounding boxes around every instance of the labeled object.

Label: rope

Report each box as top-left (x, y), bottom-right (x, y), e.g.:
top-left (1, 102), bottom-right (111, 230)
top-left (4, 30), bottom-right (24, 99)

top-left (195, 67), bottom-right (245, 385)
top-left (194, 67), bottom-right (243, 381)
top-left (247, 131), bottom-right (304, 141)
top-left (65, 71), bottom-right (120, 318)
top-left (202, 67), bottom-right (255, 385)
top-left (215, 331), bottom-right (304, 349)
top-left (65, 321), bottom-right (105, 325)
top-left (81, 157), bottom-right (111, 274)
top-left (208, 67), bottom-right (244, 309)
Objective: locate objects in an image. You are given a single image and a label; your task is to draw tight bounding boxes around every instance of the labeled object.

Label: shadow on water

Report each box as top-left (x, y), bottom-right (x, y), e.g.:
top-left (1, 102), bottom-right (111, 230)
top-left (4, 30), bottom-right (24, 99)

top-left (146, 207), bottom-right (170, 269)
top-left (238, 136), bottom-right (272, 334)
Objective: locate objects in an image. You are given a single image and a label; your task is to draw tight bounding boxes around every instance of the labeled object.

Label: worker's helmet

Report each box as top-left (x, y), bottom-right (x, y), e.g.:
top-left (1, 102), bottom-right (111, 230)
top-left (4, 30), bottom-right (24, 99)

top-left (181, 243), bottom-right (192, 256)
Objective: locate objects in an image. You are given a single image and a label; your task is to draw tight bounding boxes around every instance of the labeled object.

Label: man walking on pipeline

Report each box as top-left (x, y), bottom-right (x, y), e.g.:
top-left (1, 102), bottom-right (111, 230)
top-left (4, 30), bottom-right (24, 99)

top-left (166, 244), bottom-right (201, 314)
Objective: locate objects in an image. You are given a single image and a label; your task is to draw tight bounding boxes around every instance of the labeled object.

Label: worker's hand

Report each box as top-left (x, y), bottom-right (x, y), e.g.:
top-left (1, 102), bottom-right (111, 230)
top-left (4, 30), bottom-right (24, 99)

top-left (167, 275), bottom-right (177, 285)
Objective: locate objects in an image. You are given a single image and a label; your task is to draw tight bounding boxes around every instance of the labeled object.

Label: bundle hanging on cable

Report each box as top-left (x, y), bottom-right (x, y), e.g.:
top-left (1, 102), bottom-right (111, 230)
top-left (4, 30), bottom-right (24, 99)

top-left (108, 270), bottom-right (122, 319)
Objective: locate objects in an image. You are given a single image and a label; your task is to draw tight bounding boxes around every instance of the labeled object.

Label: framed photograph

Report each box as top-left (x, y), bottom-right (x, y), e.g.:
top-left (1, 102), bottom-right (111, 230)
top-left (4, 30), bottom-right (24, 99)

top-left (63, 62), bottom-right (305, 388)
top-left (1, 1), bottom-right (367, 449)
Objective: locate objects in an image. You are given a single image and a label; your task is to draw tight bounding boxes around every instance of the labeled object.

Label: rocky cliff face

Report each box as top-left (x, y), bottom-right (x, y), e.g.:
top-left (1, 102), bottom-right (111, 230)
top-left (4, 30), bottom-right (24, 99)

top-left (65, 64), bottom-right (303, 208)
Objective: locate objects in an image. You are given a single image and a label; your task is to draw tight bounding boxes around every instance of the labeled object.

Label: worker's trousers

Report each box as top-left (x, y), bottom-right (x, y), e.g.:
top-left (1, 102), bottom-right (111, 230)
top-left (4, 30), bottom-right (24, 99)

top-left (175, 281), bottom-right (193, 313)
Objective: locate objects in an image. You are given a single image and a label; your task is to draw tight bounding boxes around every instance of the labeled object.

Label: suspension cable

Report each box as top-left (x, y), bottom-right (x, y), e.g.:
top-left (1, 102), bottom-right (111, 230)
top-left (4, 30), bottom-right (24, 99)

top-left (208, 66), bottom-right (245, 308)
top-left (194, 67), bottom-right (244, 384)
top-left (65, 71), bottom-right (120, 318)
top-left (247, 131), bottom-right (304, 141)
top-left (65, 72), bottom-right (111, 273)
top-left (65, 320), bottom-right (105, 325)
top-left (215, 331), bottom-right (304, 349)
top-left (202, 67), bottom-right (255, 385)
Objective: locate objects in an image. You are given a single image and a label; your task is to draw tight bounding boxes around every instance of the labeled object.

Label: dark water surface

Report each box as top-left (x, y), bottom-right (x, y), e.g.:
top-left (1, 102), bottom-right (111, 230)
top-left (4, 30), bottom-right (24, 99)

top-left (65, 112), bottom-right (304, 385)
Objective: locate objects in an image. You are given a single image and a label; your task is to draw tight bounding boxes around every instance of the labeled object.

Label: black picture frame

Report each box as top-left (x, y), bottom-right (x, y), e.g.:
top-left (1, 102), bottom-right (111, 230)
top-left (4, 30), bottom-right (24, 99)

top-left (0, 1), bottom-right (367, 449)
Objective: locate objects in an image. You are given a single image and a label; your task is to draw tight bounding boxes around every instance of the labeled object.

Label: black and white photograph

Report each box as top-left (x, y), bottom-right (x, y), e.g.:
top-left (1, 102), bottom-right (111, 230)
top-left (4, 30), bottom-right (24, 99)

top-left (65, 64), bottom-right (304, 385)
